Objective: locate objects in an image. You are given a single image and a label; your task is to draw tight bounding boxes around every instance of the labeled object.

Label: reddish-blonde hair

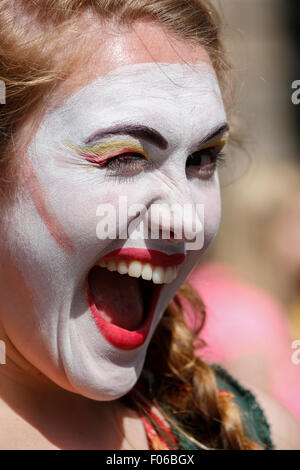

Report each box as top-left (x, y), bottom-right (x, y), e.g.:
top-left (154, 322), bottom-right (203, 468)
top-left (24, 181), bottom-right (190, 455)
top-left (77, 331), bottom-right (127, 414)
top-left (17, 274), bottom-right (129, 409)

top-left (0, 0), bottom-right (260, 449)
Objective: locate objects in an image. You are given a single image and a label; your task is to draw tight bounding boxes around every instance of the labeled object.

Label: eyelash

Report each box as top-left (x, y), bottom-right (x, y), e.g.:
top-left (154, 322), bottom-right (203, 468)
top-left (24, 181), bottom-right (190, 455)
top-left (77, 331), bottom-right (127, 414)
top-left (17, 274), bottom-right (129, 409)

top-left (86, 146), bottom-right (226, 181)
top-left (186, 147), bottom-right (226, 179)
top-left (93, 153), bottom-right (148, 184)
top-left (104, 152), bottom-right (148, 172)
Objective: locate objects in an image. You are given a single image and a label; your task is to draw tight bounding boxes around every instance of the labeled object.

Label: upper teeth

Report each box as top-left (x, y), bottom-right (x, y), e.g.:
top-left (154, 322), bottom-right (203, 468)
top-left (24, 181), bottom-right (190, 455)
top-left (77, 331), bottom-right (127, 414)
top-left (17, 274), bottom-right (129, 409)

top-left (97, 259), bottom-right (179, 284)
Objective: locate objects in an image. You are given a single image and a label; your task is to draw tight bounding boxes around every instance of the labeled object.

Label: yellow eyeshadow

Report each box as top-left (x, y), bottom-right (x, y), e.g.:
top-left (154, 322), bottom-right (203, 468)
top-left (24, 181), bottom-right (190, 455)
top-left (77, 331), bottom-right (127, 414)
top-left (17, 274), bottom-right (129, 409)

top-left (62, 139), bottom-right (150, 161)
top-left (199, 136), bottom-right (228, 151)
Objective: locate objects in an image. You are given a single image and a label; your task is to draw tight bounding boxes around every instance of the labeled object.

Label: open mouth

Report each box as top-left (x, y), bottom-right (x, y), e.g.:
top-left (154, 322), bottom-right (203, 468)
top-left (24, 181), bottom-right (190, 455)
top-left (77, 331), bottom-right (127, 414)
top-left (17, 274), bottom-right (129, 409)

top-left (86, 250), bottom-right (184, 350)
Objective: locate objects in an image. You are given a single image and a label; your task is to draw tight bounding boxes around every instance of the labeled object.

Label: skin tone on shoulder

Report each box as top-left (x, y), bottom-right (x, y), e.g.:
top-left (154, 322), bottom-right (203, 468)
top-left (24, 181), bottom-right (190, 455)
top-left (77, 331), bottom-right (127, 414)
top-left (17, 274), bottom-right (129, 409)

top-left (227, 372), bottom-right (300, 450)
top-left (0, 14), bottom-right (299, 449)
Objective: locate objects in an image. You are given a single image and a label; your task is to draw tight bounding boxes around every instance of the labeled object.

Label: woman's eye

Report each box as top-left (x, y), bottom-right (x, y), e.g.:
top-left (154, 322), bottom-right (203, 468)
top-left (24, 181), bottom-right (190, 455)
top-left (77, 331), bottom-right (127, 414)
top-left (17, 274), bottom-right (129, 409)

top-left (104, 152), bottom-right (149, 175)
top-left (186, 148), bottom-right (225, 180)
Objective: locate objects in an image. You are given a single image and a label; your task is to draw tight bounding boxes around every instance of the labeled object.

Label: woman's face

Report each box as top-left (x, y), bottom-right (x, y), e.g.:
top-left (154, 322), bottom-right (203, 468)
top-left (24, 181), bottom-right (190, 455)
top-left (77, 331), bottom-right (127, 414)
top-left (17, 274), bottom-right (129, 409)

top-left (0, 20), bottom-right (228, 400)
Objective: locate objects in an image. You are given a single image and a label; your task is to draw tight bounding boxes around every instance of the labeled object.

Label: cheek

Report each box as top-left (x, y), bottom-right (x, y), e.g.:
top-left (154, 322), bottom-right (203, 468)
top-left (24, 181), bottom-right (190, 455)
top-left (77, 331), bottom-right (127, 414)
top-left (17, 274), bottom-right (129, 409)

top-left (23, 155), bottom-right (115, 258)
top-left (191, 177), bottom-right (221, 249)
top-left (204, 191), bottom-right (221, 244)
top-left (0, 247), bottom-right (40, 349)
top-left (22, 158), bottom-right (76, 255)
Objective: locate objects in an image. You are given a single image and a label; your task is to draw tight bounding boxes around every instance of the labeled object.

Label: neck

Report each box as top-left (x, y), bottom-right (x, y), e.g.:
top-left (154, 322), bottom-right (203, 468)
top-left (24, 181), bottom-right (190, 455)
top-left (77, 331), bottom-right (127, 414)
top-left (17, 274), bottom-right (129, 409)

top-left (0, 328), bottom-right (57, 391)
top-left (0, 324), bottom-right (145, 449)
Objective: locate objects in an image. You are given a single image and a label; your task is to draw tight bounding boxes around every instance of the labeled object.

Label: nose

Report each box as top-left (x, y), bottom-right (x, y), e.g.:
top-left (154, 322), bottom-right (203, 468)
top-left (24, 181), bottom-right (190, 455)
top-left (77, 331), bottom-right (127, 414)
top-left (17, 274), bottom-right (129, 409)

top-left (146, 190), bottom-right (204, 248)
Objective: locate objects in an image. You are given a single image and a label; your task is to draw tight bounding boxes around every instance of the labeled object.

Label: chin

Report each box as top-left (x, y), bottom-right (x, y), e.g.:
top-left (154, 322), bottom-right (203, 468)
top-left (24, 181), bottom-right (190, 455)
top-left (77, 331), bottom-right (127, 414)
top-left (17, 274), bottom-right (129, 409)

top-left (54, 247), bottom-right (187, 400)
top-left (61, 330), bottom-right (148, 401)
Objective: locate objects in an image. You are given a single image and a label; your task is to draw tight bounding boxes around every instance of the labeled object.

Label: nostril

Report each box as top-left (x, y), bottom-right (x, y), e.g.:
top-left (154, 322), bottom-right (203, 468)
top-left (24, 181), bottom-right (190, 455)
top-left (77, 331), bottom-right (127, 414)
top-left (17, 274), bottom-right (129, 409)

top-left (148, 225), bottom-right (181, 242)
top-left (167, 229), bottom-right (181, 243)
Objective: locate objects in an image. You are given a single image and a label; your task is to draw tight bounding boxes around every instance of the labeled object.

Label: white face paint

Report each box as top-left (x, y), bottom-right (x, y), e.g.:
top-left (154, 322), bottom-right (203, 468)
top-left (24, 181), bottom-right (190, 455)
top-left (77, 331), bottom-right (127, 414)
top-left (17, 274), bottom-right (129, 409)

top-left (0, 62), bottom-right (227, 400)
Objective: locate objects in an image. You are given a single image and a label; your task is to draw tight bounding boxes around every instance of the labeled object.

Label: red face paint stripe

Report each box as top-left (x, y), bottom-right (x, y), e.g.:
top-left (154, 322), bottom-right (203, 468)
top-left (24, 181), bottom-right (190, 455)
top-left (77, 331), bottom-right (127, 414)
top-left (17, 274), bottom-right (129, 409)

top-left (22, 158), bottom-right (75, 256)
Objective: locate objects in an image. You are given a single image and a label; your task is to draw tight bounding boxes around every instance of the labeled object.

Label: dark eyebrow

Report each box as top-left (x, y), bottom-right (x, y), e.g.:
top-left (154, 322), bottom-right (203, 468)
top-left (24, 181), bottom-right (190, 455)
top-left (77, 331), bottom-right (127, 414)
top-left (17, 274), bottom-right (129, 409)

top-left (84, 124), bottom-right (169, 150)
top-left (84, 122), bottom-right (229, 151)
top-left (197, 123), bottom-right (230, 147)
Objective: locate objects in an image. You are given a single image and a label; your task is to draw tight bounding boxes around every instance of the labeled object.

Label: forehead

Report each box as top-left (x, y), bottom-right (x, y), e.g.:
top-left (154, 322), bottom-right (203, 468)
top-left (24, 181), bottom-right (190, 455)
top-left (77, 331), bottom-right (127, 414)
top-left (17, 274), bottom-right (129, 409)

top-left (46, 18), bottom-right (215, 109)
top-left (40, 62), bottom-right (225, 147)
top-left (32, 20), bottom-right (226, 148)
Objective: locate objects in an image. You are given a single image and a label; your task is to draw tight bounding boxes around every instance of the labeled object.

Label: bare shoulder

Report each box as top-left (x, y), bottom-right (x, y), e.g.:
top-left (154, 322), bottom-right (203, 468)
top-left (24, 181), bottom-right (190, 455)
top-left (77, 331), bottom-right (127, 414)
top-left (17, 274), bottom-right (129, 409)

top-left (237, 379), bottom-right (300, 450)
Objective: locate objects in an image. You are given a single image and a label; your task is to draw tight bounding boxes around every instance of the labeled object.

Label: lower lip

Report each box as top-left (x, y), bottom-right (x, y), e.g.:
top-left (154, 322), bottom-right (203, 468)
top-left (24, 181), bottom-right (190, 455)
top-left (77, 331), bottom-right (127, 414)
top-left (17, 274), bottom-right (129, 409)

top-left (87, 282), bottom-right (163, 350)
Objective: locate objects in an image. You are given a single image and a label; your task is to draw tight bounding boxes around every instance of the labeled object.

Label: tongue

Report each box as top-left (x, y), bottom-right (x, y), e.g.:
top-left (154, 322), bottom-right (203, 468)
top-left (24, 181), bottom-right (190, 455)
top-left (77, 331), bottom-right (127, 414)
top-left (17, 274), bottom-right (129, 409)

top-left (88, 267), bottom-right (144, 331)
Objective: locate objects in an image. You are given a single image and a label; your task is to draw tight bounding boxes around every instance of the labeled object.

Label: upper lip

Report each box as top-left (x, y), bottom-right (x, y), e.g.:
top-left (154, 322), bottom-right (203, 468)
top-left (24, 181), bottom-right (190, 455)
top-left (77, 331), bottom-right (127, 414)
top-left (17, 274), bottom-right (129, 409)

top-left (98, 248), bottom-right (185, 267)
